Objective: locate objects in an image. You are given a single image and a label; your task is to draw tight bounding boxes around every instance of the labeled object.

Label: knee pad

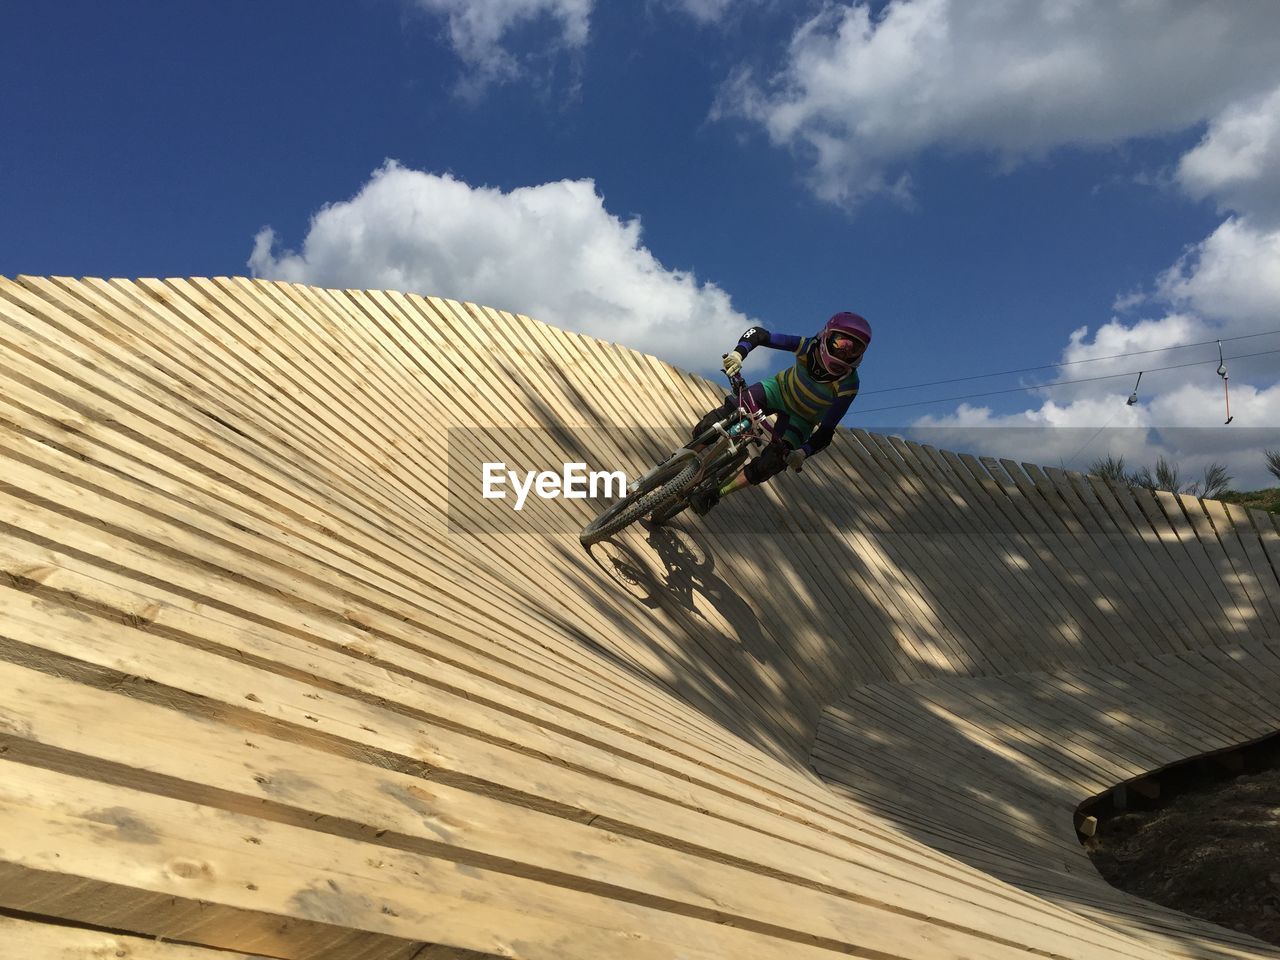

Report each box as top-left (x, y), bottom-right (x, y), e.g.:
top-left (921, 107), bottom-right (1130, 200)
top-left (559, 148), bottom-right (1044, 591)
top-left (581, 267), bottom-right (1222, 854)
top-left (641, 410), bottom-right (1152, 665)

top-left (745, 441), bottom-right (788, 485)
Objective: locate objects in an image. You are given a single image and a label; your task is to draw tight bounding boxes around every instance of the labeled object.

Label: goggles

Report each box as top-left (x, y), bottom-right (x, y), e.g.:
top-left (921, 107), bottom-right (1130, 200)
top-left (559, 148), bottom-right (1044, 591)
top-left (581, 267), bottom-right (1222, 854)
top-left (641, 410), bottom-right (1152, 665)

top-left (826, 331), bottom-right (866, 361)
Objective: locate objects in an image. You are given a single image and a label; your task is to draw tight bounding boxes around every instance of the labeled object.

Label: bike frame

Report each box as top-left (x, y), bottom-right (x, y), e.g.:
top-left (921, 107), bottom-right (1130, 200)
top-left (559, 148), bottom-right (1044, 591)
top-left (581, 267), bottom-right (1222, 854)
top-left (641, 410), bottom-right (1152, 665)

top-left (687, 373), bottom-right (779, 486)
top-left (626, 373), bottom-right (777, 495)
top-left (582, 372), bottom-right (783, 543)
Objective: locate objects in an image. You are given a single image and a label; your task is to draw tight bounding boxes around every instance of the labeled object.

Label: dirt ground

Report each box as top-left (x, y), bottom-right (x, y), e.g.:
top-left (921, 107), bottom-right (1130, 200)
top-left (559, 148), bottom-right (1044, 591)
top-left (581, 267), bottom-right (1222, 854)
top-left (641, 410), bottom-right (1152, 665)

top-left (1086, 768), bottom-right (1280, 947)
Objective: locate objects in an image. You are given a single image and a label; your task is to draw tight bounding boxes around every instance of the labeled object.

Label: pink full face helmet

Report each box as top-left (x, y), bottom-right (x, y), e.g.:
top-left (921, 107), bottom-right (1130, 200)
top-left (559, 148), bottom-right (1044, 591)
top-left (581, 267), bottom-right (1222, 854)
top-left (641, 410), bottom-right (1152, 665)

top-left (817, 311), bottom-right (872, 377)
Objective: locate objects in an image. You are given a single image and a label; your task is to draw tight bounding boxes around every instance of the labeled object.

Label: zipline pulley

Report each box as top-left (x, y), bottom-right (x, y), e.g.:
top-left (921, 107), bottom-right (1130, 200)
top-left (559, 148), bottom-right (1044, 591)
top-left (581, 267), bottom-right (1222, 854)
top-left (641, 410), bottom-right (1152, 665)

top-left (1126, 370), bottom-right (1143, 406)
top-left (1217, 340), bottom-right (1233, 424)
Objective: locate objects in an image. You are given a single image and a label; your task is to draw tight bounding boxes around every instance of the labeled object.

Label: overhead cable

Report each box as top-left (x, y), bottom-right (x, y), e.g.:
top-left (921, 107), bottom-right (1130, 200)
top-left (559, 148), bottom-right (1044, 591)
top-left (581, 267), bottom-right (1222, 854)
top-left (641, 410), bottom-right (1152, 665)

top-left (855, 346), bottom-right (1280, 415)
top-left (861, 327), bottom-right (1280, 396)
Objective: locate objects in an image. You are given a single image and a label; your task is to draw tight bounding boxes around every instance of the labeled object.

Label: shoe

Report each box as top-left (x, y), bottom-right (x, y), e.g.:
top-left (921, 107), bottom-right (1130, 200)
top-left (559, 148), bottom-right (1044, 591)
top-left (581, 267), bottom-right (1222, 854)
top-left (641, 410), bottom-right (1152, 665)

top-left (689, 487), bottom-right (720, 516)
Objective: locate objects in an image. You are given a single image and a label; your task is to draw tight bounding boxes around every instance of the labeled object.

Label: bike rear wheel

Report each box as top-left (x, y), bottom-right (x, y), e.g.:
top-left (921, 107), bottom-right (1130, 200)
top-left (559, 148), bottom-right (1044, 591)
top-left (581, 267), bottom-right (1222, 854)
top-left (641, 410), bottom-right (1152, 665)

top-left (579, 450), bottom-right (700, 546)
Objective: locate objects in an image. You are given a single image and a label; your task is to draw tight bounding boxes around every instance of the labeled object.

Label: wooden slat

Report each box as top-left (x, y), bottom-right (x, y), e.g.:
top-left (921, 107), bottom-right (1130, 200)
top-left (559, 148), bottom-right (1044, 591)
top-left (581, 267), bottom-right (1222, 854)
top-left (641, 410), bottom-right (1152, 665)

top-left (2, 274), bottom-right (1279, 960)
top-left (0, 917), bottom-right (270, 960)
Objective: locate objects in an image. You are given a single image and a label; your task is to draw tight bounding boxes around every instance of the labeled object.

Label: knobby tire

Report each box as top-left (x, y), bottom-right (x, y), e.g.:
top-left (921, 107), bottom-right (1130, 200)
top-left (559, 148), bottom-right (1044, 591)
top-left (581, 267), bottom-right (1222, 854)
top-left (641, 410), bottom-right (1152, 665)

top-left (649, 447), bottom-right (745, 525)
top-left (579, 453), bottom-right (700, 546)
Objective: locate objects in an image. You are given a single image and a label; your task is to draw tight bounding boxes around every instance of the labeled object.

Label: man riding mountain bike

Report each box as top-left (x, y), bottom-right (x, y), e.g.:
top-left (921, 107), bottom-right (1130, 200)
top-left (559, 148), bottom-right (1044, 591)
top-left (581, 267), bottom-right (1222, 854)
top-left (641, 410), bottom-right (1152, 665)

top-left (687, 311), bottom-right (871, 515)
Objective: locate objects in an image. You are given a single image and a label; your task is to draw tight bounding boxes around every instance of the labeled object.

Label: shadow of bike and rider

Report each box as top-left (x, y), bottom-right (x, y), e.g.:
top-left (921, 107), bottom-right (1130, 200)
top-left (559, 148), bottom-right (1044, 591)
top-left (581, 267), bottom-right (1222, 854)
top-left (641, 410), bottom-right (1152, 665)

top-left (595, 522), bottom-right (752, 628)
top-left (578, 483), bottom-right (865, 747)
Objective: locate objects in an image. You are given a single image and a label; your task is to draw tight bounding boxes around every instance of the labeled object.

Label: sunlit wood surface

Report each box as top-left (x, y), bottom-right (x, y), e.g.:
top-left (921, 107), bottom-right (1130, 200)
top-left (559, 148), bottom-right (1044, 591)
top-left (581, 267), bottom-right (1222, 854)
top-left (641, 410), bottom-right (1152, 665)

top-left (0, 276), bottom-right (1277, 959)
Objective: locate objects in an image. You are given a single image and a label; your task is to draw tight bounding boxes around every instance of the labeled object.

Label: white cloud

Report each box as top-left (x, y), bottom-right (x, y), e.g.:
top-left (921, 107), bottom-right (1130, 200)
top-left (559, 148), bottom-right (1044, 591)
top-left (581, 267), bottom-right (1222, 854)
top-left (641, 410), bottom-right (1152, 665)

top-left (1049, 313), bottom-right (1211, 403)
top-left (409, 0), bottom-right (592, 92)
top-left (667, 0), bottom-right (739, 24)
top-left (248, 161), bottom-right (752, 374)
top-left (720, 0), bottom-right (1280, 207)
top-left (909, 396), bottom-right (1156, 474)
top-left (1177, 84), bottom-right (1280, 224)
top-left (910, 383), bottom-right (1280, 489)
top-left (910, 215), bottom-right (1280, 487)
top-left (843, 4), bottom-right (1280, 483)
top-left (1158, 218), bottom-right (1280, 326)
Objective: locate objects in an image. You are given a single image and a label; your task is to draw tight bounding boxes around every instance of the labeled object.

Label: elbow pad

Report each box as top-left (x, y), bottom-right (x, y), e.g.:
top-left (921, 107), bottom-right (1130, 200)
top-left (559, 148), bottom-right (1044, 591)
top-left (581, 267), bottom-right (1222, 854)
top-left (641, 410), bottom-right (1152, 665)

top-left (739, 327), bottom-right (770, 348)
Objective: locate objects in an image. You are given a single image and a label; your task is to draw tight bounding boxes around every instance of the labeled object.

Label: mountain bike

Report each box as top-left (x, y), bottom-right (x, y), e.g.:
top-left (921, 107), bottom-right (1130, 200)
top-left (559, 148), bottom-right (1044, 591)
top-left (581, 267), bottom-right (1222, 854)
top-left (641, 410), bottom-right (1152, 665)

top-left (579, 373), bottom-right (779, 546)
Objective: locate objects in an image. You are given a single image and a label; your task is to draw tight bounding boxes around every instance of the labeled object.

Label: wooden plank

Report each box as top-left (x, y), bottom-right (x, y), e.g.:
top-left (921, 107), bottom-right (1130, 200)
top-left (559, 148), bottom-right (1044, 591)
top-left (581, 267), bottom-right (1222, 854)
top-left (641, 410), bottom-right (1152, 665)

top-left (0, 500), bottom-right (930, 896)
top-left (815, 443), bottom-right (967, 679)
top-left (957, 453), bottom-right (1104, 665)
top-left (0, 575), bottom-right (1152, 950)
top-left (1180, 493), bottom-right (1270, 636)
top-left (883, 436), bottom-right (1032, 671)
top-left (931, 447), bottom-right (1081, 670)
top-left (987, 456), bottom-right (1130, 648)
top-left (0, 657), bottom-right (1151, 960)
top-left (447, 296), bottom-right (828, 745)
top-left (1057, 469), bottom-right (1194, 654)
top-left (1254, 508), bottom-right (1280, 581)
top-left (2, 277), bottom-right (849, 829)
top-left (867, 676), bottom-right (1129, 796)
top-left (735, 426), bottom-right (942, 684)
top-left (1211, 500), bottom-right (1280, 631)
top-left (254, 279), bottom-right (773, 746)
top-left (1048, 665), bottom-right (1214, 761)
top-left (836, 430), bottom-right (984, 673)
top-left (1081, 475), bottom-right (1221, 647)
top-left (1126, 483), bottom-right (1242, 645)
top-left (1107, 658), bottom-right (1272, 746)
top-left (0, 917), bottom-right (269, 960)
top-left (0, 761), bottom-right (812, 960)
top-left (1146, 489), bottom-right (1253, 638)
top-left (1025, 465), bottom-right (1158, 662)
top-left (1161, 650), bottom-right (1280, 735)
top-left (928, 675), bottom-right (1156, 787)
top-left (0, 409), bottom-right (791, 829)
top-left (0, 276), bottom-right (993, 880)
top-left (6, 275), bottom-right (1280, 960)
top-left (1196, 640), bottom-right (1280, 706)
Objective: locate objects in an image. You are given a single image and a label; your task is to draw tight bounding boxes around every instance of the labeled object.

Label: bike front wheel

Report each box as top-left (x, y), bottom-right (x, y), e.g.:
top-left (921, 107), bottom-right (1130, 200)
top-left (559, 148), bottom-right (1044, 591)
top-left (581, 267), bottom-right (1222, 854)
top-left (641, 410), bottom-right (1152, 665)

top-left (579, 450), bottom-right (700, 546)
top-left (649, 447), bottom-right (746, 525)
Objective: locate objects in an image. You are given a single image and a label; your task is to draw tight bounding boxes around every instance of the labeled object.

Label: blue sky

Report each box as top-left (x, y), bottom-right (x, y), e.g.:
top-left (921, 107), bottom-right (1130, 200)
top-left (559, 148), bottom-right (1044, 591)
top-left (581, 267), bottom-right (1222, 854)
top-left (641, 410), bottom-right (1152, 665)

top-left (4, 1), bottom-right (1280, 484)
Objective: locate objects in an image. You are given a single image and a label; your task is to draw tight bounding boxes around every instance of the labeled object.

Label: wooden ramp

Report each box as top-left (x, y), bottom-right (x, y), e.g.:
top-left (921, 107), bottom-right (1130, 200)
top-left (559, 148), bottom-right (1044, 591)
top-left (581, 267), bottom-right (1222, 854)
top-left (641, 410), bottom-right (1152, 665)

top-left (0, 276), bottom-right (1276, 959)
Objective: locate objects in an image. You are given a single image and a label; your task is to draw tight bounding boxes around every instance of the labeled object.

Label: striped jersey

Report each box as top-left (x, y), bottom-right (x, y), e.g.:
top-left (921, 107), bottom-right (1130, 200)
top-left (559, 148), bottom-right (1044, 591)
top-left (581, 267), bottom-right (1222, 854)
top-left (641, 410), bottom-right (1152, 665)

top-left (773, 335), bottom-right (860, 424)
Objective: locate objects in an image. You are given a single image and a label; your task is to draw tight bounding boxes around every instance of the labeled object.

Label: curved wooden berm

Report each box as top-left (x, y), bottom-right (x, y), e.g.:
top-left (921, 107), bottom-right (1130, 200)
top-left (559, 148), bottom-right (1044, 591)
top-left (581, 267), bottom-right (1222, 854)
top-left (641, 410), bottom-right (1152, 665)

top-left (0, 276), bottom-right (1277, 960)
